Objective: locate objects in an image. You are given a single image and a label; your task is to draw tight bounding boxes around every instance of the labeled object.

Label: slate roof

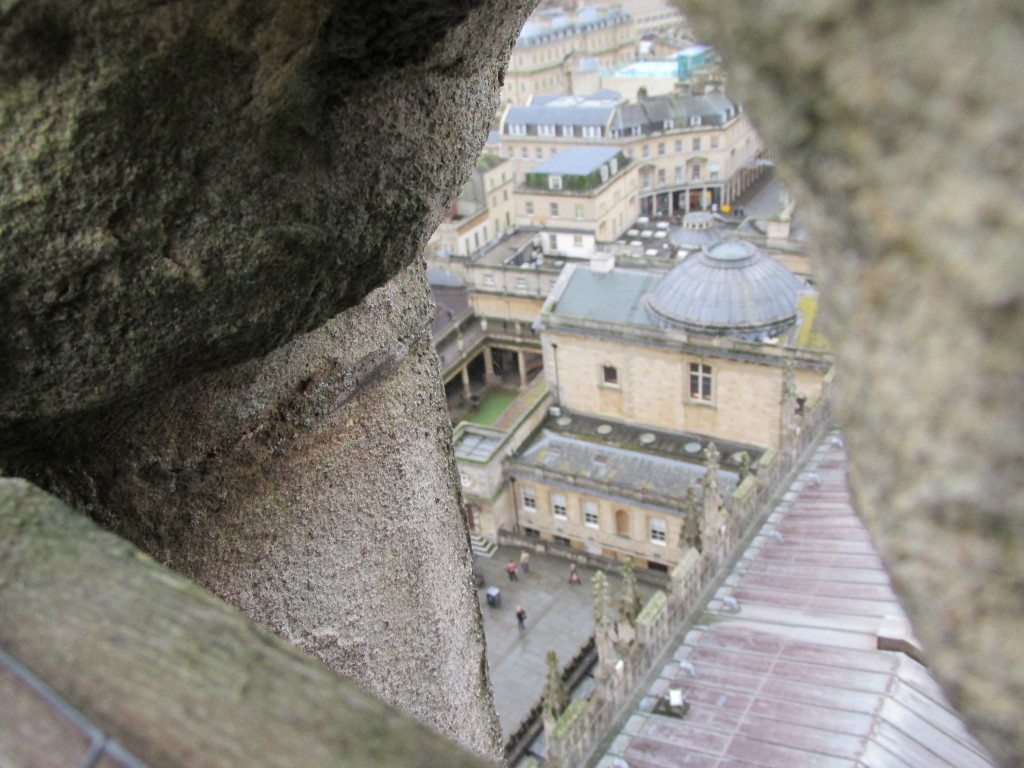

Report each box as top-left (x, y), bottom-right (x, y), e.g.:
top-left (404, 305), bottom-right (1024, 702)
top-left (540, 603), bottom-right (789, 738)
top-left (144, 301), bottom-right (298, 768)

top-left (552, 266), bottom-right (663, 326)
top-left (507, 103), bottom-right (614, 127)
top-left (513, 421), bottom-right (739, 506)
top-left (600, 435), bottom-right (997, 768)
top-left (609, 92), bottom-right (741, 132)
top-left (529, 146), bottom-right (622, 176)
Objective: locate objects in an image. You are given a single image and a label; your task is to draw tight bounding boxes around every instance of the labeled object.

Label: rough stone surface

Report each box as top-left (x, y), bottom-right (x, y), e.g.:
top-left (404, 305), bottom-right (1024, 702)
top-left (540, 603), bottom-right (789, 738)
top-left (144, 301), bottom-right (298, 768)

top-left (0, 0), bottom-right (533, 440)
top-left (680, 2), bottom-right (1024, 764)
top-left (6, 261), bottom-right (504, 760)
top-left (0, 478), bottom-right (494, 768)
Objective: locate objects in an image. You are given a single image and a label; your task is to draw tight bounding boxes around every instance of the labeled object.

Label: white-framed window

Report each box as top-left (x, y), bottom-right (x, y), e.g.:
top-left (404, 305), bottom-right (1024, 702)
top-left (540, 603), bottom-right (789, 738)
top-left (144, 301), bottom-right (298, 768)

top-left (642, 144), bottom-right (650, 159)
top-left (535, 147), bottom-right (543, 159)
top-left (674, 139), bottom-right (682, 153)
top-left (515, 277), bottom-right (528, 291)
top-left (692, 137), bottom-right (701, 151)
top-left (552, 493), bottom-right (568, 519)
top-left (573, 234), bottom-right (583, 246)
top-left (582, 125), bottom-right (602, 138)
top-left (574, 204), bottom-right (584, 219)
top-left (525, 201), bottom-right (534, 214)
top-left (650, 517), bottom-right (667, 544)
top-left (538, 124), bottom-right (556, 137)
top-left (657, 169), bottom-right (666, 185)
top-left (507, 147), bottom-right (515, 158)
top-left (658, 142), bottom-right (665, 156)
top-left (600, 164), bottom-right (609, 182)
top-left (549, 202), bottom-right (559, 216)
top-left (522, 486), bottom-right (537, 511)
top-left (610, 158), bottom-right (618, 174)
top-left (482, 273), bottom-right (495, 286)
top-left (664, 119), bottom-right (674, 130)
top-left (508, 123), bottom-right (526, 136)
top-left (711, 136), bottom-right (720, 149)
top-left (642, 172), bottom-right (651, 190)
top-left (709, 164), bottom-right (720, 180)
top-left (561, 125), bottom-right (574, 137)
top-left (675, 166), bottom-right (683, 183)
top-left (521, 147), bottom-right (528, 159)
top-left (549, 233), bottom-right (558, 249)
top-left (689, 116), bottom-right (702, 127)
top-left (503, 189), bottom-right (508, 201)
top-left (549, 175), bottom-right (563, 190)
top-left (690, 362), bottom-right (713, 402)
top-left (584, 501), bottom-right (599, 528)
top-left (691, 164), bottom-right (701, 180)
top-left (602, 364), bottom-right (618, 385)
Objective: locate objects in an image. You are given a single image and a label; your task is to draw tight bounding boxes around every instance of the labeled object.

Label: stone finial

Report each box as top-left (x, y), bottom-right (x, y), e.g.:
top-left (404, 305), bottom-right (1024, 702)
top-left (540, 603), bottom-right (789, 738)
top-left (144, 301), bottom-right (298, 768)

top-left (702, 443), bottom-right (725, 543)
top-left (736, 450), bottom-right (752, 482)
top-left (542, 650), bottom-right (569, 723)
top-left (780, 354), bottom-right (801, 447)
top-left (704, 440), bottom-right (721, 473)
top-left (592, 571), bottom-right (612, 630)
top-left (681, 486), bottom-right (703, 553)
top-left (619, 561), bottom-right (642, 624)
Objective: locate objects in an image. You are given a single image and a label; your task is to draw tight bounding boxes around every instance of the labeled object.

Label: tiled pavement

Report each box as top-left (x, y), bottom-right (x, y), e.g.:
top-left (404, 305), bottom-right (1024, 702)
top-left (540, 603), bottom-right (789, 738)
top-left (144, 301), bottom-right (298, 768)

top-left (475, 546), bottom-right (649, 741)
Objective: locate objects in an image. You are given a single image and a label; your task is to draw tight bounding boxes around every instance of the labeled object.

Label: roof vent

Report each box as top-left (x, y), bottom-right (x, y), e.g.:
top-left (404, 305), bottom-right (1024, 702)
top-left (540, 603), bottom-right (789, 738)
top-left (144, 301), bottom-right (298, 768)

top-left (591, 252), bottom-right (615, 273)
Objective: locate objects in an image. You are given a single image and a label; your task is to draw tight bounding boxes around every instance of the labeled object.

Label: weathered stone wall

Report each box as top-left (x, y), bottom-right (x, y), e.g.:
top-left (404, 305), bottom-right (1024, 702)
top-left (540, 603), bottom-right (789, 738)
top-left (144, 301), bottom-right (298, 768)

top-left (1, 0), bottom-right (538, 761)
top-left (0, 0), bottom-right (532, 442)
top-left (11, 262), bottom-right (503, 756)
top-left (679, 2), bottom-right (1024, 764)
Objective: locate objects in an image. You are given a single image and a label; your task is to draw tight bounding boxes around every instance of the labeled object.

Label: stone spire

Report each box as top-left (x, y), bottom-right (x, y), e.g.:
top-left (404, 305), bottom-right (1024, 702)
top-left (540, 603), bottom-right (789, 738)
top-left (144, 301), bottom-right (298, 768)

top-left (736, 450), bottom-right (752, 483)
top-left (781, 354), bottom-right (801, 447)
top-left (702, 442), bottom-right (725, 543)
top-left (542, 650), bottom-right (569, 725)
top-left (592, 571), bottom-right (613, 630)
top-left (681, 486), bottom-right (703, 553)
top-left (619, 560), bottom-right (642, 624)
top-left (592, 571), bottom-right (617, 669)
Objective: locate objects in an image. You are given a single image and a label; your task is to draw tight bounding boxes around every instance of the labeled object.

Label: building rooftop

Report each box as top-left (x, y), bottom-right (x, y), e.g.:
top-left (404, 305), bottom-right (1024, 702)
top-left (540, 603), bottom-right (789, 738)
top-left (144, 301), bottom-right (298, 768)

top-left (549, 240), bottom-right (808, 341)
top-left (611, 59), bottom-right (680, 78)
top-left (552, 265), bottom-right (663, 326)
top-left (511, 411), bottom-right (755, 511)
top-left (646, 239), bottom-right (805, 338)
top-left (600, 436), bottom-right (997, 768)
top-left (516, 6), bottom-right (631, 47)
top-left (529, 146), bottom-right (623, 177)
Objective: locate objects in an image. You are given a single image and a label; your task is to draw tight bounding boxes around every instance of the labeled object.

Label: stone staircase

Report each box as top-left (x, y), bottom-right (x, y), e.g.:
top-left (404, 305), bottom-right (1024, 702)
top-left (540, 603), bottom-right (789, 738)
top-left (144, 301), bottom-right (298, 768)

top-left (470, 534), bottom-right (497, 558)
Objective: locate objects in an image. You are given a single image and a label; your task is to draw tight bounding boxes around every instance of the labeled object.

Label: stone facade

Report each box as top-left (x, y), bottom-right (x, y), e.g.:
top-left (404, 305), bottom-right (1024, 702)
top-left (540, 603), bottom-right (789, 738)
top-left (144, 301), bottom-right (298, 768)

top-left (544, 329), bottom-right (825, 449)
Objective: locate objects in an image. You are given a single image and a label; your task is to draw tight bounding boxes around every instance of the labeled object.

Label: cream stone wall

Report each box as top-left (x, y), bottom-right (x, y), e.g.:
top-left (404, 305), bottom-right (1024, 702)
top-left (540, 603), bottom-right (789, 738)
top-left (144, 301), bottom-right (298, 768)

top-left (503, 19), bottom-right (637, 105)
top-left (546, 331), bottom-right (824, 448)
top-left (469, 292), bottom-right (547, 324)
top-left (514, 480), bottom-right (686, 568)
top-left (500, 113), bottom-right (763, 204)
top-left (514, 166), bottom-right (639, 241)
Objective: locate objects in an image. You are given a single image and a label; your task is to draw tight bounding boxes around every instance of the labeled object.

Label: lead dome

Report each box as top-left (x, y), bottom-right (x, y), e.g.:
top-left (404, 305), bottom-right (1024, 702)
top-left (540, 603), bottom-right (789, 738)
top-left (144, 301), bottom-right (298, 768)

top-left (645, 239), bottom-right (804, 339)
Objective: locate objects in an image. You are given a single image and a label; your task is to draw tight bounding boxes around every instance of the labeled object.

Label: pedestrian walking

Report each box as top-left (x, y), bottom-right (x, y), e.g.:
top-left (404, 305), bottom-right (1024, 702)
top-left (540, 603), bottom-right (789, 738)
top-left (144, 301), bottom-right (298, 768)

top-left (519, 550), bottom-right (531, 575)
top-left (506, 560), bottom-right (518, 581)
top-left (515, 605), bottom-right (526, 630)
top-left (568, 563), bottom-right (581, 585)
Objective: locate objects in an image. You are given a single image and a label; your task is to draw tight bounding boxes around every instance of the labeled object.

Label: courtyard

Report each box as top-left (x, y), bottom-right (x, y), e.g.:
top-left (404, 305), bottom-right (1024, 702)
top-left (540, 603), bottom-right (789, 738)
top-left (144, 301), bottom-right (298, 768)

top-left (475, 545), bottom-right (652, 741)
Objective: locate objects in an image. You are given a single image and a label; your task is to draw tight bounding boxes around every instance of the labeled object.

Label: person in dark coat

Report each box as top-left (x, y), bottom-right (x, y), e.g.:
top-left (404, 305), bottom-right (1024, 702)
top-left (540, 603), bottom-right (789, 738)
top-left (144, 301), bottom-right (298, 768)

top-left (515, 605), bottom-right (526, 630)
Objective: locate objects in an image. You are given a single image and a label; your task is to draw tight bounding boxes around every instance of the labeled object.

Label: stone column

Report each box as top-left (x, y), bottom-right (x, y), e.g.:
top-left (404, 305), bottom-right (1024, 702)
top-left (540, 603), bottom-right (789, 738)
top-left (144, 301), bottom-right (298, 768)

top-left (483, 346), bottom-right (497, 384)
top-left (8, 263), bottom-right (502, 757)
top-left (461, 365), bottom-right (472, 399)
top-left (517, 350), bottom-right (528, 388)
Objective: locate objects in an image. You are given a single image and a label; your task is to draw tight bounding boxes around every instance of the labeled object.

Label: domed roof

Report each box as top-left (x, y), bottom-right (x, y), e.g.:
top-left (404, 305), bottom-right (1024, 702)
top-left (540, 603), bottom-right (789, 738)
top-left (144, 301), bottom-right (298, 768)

top-left (645, 239), bottom-right (803, 338)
